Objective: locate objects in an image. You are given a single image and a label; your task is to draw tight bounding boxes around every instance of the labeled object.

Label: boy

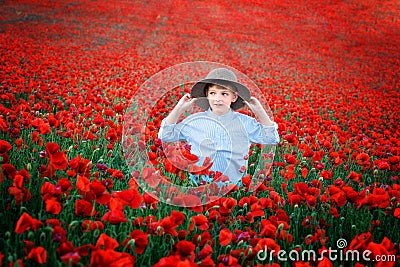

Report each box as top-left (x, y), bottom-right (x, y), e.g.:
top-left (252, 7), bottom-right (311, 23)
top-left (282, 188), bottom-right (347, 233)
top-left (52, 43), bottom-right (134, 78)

top-left (158, 68), bottom-right (279, 185)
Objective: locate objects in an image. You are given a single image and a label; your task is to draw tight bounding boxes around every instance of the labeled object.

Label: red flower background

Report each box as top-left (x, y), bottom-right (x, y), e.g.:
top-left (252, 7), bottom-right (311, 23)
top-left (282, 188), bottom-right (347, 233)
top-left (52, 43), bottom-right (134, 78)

top-left (0, 0), bottom-right (399, 266)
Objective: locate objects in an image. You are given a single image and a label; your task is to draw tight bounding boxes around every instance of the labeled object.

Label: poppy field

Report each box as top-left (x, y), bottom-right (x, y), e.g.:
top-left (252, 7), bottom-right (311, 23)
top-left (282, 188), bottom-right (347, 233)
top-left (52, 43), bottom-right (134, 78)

top-left (0, 0), bottom-right (399, 266)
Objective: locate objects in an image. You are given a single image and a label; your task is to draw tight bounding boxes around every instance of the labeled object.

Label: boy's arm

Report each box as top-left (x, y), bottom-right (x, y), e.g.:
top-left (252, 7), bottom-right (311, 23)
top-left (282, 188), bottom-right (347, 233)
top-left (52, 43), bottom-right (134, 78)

top-left (243, 96), bottom-right (275, 126)
top-left (164, 93), bottom-right (197, 125)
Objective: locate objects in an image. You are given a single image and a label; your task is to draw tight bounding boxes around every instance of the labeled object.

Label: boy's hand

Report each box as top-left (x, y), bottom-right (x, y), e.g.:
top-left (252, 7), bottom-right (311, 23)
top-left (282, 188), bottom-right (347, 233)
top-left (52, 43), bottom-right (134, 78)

top-left (164, 93), bottom-right (196, 125)
top-left (243, 96), bottom-right (274, 126)
top-left (176, 93), bottom-right (197, 111)
top-left (243, 96), bottom-right (263, 113)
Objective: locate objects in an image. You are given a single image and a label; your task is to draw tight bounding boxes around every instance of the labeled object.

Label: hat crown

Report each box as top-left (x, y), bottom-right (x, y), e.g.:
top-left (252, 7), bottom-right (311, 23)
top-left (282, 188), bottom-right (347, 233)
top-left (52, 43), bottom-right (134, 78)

top-left (205, 68), bottom-right (238, 82)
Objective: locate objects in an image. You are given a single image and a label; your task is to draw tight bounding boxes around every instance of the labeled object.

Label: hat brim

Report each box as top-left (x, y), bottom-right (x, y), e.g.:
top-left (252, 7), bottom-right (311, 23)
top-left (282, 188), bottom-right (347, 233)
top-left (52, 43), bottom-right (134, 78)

top-left (190, 79), bottom-right (251, 111)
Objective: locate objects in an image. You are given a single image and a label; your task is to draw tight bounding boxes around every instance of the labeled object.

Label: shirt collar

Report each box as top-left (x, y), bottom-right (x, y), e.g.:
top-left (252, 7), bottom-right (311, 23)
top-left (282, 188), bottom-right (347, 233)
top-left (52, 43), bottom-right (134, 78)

top-left (205, 108), bottom-right (235, 121)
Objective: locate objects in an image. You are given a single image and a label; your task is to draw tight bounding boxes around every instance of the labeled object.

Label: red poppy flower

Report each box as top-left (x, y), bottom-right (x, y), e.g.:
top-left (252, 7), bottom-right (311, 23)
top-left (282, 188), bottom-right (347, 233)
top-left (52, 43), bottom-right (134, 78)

top-left (46, 219), bottom-right (61, 228)
top-left (45, 142), bottom-right (68, 170)
top-left (188, 156), bottom-right (213, 175)
top-left (260, 220), bottom-right (277, 238)
top-left (82, 220), bottom-right (104, 232)
top-left (254, 238), bottom-right (280, 256)
top-left (52, 225), bottom-right (67, 243)
top-left (76, 175), bottom-right (90, 193)
top-left (27, 246), bottom-right (47, 264)
top-left (74, 199), bottom-right (96, 217)
top-left (219, 228), bottom-right (233, 246)
top-left (157, 216), bottom-right (179, 236)
top-left (95, 234), bottom-right (119, 250)
top-left (348, 232), bottom-right (372, 251)
top-left (217, 254), bottom-right (240, 267)
top-left (190, 214), bottom-right (209, 231)
top-left (8, 186), bottom-right (32, 205)
top-left (1, 163), bottom-right (17, 181)
top-left (142, 192), bottom-right (159, 208)
top-left (122, 229), bottom-right (148, 254)
top-left (0, 140), bottom-right (12, 154)
top-left (174, 240), bottom-right (195, 258)
top-left (394, 208), bottom-right (400, 218)
top-left (172, 194), bottom-right (203, 212)
top-left (170, 210), bottom-right (185, 225)
top-left (69, 155), bottom-right (92, 177)
top-left (284, 134), bottom-right (298, 146)
top-left (366, 239), bottom-right (396, 267)
top-left (141, 167), bottom-right (161, 188)
top-left (89, 249), bottom-right (135, 267)
top-left (219, 197), bottom-right (237, 215)
top-left (316, 256), bottom-right (333, 267)
top-left (346, 171), bottom-right (362, 182)
top-left (153, 255), bottom-right (196, 267)
top-left (0, 117), bottom-right (8, 132)
top-left (111, 169), bottom-right (124, 180)
top-left (58, 178), bottom-right (72, 191)
top-left (60, 251), bottom-right (81, 266)
top-left (112, 188), bottom-right (142, 209)
top-left (284, 153), bottom-right (297, 164)
top-left (327, 186), bottom-right (347, 207)
top-left (13, 174), bottom-right (24, 189)
top-left (45, 198), bottom-right (62, 214)
top-left (15, 212), bottom-right (43, 234)
top-left (294, 262), bottom-right (312, 267)
top-left (198, 244), bottom-right (213, 260)
top-left (102, 209), bottom-right (128, 224)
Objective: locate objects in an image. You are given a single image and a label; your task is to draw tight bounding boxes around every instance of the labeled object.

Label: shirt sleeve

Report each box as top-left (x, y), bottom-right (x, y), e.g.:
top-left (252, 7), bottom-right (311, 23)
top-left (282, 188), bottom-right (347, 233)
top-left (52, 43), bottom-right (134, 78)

top-left (245, 116), bottom-right (280, 145)
top-left (158, 118), bottom-right (187, 142)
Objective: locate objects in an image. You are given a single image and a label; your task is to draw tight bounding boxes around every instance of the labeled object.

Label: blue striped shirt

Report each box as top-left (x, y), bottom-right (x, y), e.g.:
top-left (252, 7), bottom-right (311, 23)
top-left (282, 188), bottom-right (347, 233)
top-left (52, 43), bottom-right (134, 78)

top-left (158, 108), bottom-right (279, 183)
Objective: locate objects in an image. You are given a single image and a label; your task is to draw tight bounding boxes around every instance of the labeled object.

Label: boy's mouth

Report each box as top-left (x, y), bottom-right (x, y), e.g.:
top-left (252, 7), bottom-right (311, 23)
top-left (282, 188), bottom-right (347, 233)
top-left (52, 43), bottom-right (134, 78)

top-left (212, 103), bottom-right (225, 107)
top-left (212, 104), bottom-right (225, 109)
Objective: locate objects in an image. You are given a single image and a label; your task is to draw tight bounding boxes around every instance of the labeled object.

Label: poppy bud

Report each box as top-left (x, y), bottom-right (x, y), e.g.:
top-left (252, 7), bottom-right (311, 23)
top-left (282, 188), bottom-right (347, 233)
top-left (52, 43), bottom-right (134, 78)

top-left (127, 239), bottom-right (135, 247)
top-left (69, 221), bottom-right (79, 229)
top-left (39, 232), bottom-right (46, 241)
top-left (93, 229), bottom-right (101, 238)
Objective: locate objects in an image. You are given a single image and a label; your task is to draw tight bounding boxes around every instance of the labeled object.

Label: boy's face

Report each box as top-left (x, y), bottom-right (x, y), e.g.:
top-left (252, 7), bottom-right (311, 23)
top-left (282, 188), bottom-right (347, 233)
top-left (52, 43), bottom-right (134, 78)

top-left (206, 84), bottom-right (238, 115)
